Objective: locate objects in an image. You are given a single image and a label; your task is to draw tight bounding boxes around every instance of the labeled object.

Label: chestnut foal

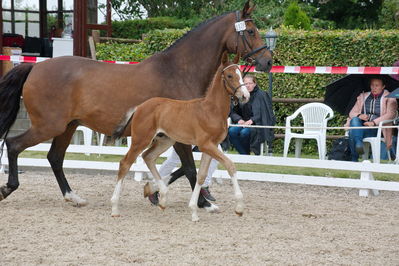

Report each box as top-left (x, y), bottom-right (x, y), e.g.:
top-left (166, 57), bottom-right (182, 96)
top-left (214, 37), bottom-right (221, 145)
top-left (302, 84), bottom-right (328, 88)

top-left (111, 53), bottom-right (249, 221)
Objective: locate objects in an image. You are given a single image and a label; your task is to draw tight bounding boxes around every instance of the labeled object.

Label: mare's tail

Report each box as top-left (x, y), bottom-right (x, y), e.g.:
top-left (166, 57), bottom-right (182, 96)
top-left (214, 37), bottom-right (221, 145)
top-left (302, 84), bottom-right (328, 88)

top-left (112, 107), bottom-right (137, 139)
top-left (0, 63), bottom-right (34, 139)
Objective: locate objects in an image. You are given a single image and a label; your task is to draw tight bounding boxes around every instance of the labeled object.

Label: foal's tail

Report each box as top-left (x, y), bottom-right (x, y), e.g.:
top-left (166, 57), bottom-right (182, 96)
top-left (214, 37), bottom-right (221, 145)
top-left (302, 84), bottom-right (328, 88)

top-left (113, 107), bottom-right (137, 140)
top-left (0, 63), bottom-right (34, 139)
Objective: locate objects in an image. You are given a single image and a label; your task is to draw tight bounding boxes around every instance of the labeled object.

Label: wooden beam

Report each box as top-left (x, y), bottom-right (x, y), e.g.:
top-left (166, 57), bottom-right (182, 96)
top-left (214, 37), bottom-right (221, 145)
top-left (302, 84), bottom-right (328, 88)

top-left (272, 98), bottom-right (324, 104)
top-left (0, 2), bottom-right (3, 77)
top-left (39, 0), bottom-right (47, 38)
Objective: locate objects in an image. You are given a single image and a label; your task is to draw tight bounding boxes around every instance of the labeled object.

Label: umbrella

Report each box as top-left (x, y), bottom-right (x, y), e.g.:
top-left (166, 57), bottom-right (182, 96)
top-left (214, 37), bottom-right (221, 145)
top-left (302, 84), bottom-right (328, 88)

top-left (324, 74), bottom-right (399, 115)
top-left (387, 87), bottom-right (399, 99)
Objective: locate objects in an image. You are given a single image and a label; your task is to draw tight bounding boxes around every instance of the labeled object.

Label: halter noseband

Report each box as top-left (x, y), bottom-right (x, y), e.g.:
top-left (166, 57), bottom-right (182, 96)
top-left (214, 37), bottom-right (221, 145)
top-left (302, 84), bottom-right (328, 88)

top-left (222, 64), bottom-right (246, 105)
top-left (234, 11), bottom-right (270, 77)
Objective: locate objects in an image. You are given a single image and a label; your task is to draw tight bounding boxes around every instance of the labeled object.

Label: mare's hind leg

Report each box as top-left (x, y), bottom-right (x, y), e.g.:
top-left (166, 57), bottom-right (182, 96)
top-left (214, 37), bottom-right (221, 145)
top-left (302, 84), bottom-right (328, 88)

top-left (47, 121), bottom-right (87, 206)
top-left (189, 153), bottom-right (212, 222)
top-left (173, 143), bottom-right (218, 212)
top-left (111, 136), bottom-right (152, 217)
top-left (198, 143), bottom-right (244, 216)
top-left (1, 127), bottom-right (60, 200)
top-left (142, 135), bottom-right (175, 209)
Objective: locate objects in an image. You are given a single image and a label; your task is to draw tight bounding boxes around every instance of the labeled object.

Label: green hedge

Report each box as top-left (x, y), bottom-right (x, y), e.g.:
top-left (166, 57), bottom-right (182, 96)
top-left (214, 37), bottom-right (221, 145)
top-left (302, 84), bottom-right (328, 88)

top-left (97, 28), bottom-right (399, 154)
top-left (111, 17), bottom-right (196, 39)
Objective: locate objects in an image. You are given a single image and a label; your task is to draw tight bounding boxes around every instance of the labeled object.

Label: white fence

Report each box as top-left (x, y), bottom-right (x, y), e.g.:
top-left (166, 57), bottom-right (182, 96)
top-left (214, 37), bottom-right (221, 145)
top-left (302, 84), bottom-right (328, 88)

top-left (1, 142), bottom-right (399, 198)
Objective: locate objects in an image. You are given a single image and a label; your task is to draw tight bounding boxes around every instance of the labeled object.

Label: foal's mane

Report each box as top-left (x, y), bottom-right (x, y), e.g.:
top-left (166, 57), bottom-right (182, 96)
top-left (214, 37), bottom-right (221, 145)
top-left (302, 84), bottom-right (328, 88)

top-left (162, 11), bottom-right (234, 53)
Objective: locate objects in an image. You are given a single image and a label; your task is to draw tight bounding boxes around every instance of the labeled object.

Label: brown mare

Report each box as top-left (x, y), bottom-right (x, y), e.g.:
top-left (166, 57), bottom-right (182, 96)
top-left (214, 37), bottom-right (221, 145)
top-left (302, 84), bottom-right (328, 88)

top-left (0, 1), bottom-right (272, 210)
top-left (112, 53), bottom-right (247, 221)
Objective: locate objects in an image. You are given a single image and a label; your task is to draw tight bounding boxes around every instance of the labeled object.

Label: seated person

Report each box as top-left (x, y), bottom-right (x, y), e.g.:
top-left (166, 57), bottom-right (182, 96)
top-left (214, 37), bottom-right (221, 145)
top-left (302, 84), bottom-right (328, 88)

top-left (228, 75), bottom-right (275, 155)
top-left (346, 77), bottom-right (398, 161)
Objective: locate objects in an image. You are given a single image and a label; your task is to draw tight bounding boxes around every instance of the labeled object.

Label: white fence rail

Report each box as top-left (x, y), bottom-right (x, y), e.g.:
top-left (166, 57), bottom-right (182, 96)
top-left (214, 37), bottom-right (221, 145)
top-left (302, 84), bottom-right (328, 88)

top-left (1, 142), bottom-right (399, 197)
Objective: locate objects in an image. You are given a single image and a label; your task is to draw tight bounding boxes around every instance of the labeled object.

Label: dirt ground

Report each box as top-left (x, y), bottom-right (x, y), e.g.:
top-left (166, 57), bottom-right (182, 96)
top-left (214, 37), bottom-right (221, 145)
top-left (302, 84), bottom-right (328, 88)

top-left (1, 168), bottom-right (398, 265)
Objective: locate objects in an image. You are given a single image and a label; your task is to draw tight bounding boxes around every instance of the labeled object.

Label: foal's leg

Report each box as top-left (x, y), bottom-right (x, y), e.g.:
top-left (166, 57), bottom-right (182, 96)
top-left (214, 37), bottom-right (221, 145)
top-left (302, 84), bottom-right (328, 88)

top-left (111, 137), bottom-right (151, 217)
top-left (189, 153), bottom-right (212, 222)
top-left (47, 122), bottom-right (87, 206)
top-left (142, 136), bottom-right (175, 209)
top-left (199, 144), bottom-right (244, 216)
top-left (173, 143), bottom-right (218, 212)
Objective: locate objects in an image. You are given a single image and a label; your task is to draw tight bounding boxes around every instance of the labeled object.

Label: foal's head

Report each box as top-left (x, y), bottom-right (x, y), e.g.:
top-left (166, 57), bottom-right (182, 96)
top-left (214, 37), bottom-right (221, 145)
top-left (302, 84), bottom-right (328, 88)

top-left (220, 53), bottom-right (250, 104)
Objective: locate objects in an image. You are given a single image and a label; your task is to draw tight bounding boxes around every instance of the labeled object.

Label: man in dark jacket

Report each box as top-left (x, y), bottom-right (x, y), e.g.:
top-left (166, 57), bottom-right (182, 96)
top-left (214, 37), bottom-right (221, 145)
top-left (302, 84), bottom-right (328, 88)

top-left (228, 75), bottom-right (276, 155)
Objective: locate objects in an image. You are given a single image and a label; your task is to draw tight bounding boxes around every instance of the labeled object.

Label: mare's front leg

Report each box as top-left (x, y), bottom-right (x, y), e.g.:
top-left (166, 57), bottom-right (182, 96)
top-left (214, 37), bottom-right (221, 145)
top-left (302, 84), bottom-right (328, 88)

top-left (189, 153), bottom-right (212, 222)
top-left (47, 122), bottom-right (87, 206)
top-left (199, 143), bottom-right (244, 216)
top-left (142, 135), bottom-right (175, 209)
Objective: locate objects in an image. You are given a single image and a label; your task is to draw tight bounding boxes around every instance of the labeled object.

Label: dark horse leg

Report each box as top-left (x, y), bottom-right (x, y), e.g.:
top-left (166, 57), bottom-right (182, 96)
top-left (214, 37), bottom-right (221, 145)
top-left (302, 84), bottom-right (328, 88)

top-left (47, 121), bottom-right (87, 206)
top-left (171, 143), bottom-right (218, 211)
top-left (1, 127), bottom-right (56, 200)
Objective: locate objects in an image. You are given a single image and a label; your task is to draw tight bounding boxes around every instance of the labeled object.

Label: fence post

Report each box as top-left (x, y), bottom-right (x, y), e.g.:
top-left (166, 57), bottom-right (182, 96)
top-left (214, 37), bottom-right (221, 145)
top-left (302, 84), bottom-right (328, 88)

top-left (359, 160), bottom-right (380, 197)
top-left (133, 156), bottom-right (146, 182)
top-left (0, 141), bottom-right (6, 173)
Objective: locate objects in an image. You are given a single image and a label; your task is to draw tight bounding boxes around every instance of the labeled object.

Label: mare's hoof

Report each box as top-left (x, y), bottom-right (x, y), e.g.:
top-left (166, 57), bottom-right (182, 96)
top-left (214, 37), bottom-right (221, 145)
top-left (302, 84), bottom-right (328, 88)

top-left (158, 205), bottom-right (166, 211)
top-left (204, 203), bottom-right (220, 213)
top-left (0, 185), bottom-right (12, 201)
top-left (111, 214), bottom-right (121, 217)
top-left (64, 192), bottom-right (88, 207)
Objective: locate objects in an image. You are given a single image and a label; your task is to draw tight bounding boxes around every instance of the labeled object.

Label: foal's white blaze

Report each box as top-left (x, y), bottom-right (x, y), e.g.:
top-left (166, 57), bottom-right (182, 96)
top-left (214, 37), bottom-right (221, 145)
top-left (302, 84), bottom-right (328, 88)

top-left (235, 68), bottom-right (250, 100)
top-left (64, 191), bottom-right (88, 206)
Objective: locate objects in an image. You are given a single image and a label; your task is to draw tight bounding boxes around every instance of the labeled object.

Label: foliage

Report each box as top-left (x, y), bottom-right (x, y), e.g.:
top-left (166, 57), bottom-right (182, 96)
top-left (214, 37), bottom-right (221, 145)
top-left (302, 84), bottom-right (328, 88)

top-left (111, 17), bottom-right (194, 39)
top-left (378, 0), bottom-right (399, 29)
top-left (97, 28), bottom-right (399, 154)
top-left (283, 1), bottom-right (311, 30)
top-left (302, 0), bottom-right (384, 29)
top-left (96, 42), bottom-right (150, 62)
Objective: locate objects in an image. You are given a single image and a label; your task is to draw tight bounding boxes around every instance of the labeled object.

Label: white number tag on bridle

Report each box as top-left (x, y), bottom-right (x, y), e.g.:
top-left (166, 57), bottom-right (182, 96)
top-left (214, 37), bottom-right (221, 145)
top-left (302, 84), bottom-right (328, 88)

top-left (235, 21), bottom-right (246, 32)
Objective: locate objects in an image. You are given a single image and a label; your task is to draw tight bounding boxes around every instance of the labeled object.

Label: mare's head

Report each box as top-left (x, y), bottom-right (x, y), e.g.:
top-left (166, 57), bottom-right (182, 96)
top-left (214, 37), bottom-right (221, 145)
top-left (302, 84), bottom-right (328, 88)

top-left (222, 1), bottom-right (273, 72)
top-left (221, 53), bottom-right (250, 104)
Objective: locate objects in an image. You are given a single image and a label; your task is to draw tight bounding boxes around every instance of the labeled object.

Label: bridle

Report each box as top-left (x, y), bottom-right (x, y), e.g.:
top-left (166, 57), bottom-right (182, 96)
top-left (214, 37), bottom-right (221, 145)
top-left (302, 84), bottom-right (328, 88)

top-left (222, 64), bottom-right (246, 105)
top-left (234, 11), bottom-right (270, 77)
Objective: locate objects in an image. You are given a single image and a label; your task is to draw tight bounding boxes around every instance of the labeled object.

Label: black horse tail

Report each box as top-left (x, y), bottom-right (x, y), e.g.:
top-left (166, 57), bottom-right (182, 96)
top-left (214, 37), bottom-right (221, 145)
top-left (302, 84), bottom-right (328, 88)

top-left (0, 63), bottom-right (34, 139)
top-left (113, 107), bottom-right (136, 140)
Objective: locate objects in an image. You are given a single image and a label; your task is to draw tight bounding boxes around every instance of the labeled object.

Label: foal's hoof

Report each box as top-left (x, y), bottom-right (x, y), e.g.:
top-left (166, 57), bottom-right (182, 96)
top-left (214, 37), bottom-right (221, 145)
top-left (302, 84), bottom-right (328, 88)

top-left (143, 182), bottom-right (152, 198)
top-left (111, 213), bottom-right (121, 217)
top-left (148, 192), bottom-right (160, 206)
top-left (158, 204), bottom-right (166, 211)
top-left (235, 211), bottom-right (243, 217)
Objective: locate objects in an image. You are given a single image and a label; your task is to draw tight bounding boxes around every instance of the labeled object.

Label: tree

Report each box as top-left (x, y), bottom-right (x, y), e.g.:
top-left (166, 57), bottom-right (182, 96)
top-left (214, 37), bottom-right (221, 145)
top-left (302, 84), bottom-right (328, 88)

top-left (302, 0), bottom-right (384, 29)
top-left (283, 1), bottom-right (311, 30)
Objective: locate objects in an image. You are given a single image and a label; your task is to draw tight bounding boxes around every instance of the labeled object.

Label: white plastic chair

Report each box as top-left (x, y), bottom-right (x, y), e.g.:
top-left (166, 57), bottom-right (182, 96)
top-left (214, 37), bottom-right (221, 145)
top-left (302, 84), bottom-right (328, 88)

top-left (283, 103), bottom-right (334, 160)
top-left (363, 118), bottom-right (398, 164)
top-left (73, 126), bottom-right (94, 155)
top-left (98, 134), bottom-right (131, 147)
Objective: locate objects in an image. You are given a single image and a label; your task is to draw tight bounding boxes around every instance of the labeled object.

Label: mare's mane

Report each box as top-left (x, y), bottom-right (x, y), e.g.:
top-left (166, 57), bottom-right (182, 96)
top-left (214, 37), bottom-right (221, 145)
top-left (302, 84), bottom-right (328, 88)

top-left (162, 11), bottom-right (234, 54)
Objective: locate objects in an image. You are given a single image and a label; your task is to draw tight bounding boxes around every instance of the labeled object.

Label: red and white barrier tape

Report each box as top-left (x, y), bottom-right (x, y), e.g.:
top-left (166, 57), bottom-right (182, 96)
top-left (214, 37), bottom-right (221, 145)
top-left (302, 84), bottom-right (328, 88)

top-left (2, 55), bottom-right (399, 75)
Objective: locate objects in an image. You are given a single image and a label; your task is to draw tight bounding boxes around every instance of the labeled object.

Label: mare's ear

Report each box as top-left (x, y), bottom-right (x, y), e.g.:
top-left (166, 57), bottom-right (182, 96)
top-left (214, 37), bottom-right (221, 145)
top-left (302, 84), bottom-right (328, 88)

top-left (233, 53), bottom-right (240, 64)
top-left (242, 1), bottom-right (255, 18)
top-left (221, 51), bottom-right (228, 64)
